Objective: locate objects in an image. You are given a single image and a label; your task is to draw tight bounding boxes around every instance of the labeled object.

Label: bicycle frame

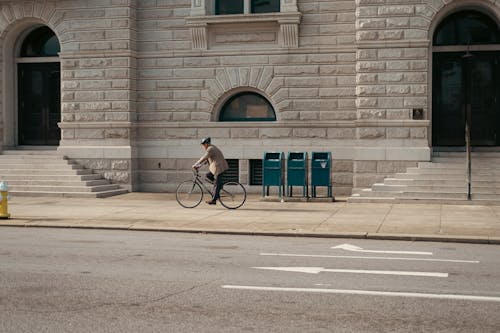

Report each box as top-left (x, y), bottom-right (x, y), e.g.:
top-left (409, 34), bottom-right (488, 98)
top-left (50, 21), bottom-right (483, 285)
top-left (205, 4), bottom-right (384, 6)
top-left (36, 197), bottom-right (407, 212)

top-left (191, 169), bottom-right (239, 199)
top-left (191, 169), bottom-right (215, 196)
top-left (176, 169), bottom-right (246, 209)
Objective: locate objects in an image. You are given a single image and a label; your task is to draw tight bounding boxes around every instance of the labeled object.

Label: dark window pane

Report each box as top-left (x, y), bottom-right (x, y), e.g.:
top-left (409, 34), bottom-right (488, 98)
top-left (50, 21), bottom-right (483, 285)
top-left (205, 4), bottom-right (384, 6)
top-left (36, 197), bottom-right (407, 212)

top-left (221, 159), bottom-right (239, 183)
top-left (219, 92), bottom-right (276, 121)
top-left (434, 10), bottom-right (500, 46)
top-left (21, 26), bottom-right (60, 57)
top-left (216, 0), bottom-right (244, 15)
top-left (251, 0), bottom-right (280, 13)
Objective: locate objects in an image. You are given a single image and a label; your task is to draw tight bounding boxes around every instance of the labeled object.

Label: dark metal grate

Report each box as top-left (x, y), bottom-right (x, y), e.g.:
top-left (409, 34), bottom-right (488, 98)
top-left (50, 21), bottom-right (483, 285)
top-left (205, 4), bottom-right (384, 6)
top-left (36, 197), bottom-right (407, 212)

top-left (250, 159), bottom-right (263, 185)
top-left (221, 159), bottom-right (239, 183)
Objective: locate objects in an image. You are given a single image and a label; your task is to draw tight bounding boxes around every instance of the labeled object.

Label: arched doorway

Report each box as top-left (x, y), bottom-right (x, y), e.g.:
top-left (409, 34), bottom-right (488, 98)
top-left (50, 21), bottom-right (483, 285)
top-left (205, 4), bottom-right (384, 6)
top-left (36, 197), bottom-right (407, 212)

top-left (17, 26), bottom-right (60, 146)
top-left (432, 10), bottom-right (500, 147)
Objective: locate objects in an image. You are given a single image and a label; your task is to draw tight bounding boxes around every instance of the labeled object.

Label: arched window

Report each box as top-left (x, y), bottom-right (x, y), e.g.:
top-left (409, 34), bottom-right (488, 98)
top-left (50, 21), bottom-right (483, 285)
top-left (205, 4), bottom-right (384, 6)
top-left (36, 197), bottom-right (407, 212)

top-left (20, 26), bottom-right (60, 57)
top-left (219, 92), bottom-right (276, 121)
top-left (433, 10), bottom-right (500, 46)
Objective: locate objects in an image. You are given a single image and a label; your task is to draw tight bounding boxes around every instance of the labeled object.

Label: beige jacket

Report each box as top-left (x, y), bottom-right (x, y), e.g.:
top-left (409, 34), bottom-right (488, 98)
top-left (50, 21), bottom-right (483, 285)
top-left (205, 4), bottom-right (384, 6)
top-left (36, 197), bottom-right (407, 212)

top-left (196, 145), bottom-right (229, 176)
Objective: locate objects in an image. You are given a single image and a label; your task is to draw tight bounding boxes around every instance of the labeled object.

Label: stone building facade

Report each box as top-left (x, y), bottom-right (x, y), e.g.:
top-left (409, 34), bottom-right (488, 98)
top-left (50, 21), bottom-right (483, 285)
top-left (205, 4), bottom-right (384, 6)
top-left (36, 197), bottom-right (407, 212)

top-left (1, 0), bottom-right (499, 195)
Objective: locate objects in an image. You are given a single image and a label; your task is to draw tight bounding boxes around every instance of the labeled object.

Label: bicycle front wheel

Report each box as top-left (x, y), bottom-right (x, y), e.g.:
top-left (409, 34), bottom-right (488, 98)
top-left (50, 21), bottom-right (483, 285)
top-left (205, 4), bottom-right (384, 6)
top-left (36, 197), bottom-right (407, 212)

top-left (219, 181), bottom-right (246, 209)
top-left (176, 181), bottom-right (203, 208)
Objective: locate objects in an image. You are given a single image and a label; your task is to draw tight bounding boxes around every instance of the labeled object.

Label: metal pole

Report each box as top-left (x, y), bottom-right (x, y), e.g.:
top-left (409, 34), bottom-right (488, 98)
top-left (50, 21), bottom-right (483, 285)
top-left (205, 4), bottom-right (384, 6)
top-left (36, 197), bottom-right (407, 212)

top-left (465, 115), bottom-right (471, 200)
top-left (463, 49), bottom-right (473, 200)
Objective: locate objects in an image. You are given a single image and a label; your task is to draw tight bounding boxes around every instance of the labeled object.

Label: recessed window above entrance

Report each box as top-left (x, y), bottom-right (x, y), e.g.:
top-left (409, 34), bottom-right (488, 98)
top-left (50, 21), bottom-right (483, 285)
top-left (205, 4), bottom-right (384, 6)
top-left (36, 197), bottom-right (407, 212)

top-left (434, 10), bottom-right (500, 46)
top-left (20, 26), bottom-right (60, 57)
top-left (219, 92), bottom-right (276, 122)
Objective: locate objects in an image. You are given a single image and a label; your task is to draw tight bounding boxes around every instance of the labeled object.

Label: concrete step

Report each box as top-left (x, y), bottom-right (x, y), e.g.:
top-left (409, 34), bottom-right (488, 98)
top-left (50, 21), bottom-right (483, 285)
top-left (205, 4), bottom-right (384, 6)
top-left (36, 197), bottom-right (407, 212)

top-left (431, 158), bottom-right (500, 166)
top-left (433, 152), bottom-right (500, 158)
top-left (420, 161), bottom-right (500, 168)
top-left (406, 167), bottom-right (464, 174)
top-left (371, 184), bottom-right (406, 192)
top-left (400, 191), bottom-right (467, 199)
top-left (393, 173), bottom-right (500, 181)
top-left (407, 167), bottom-right (500, 176)
top-left (351, 151), bottom-right (500, 204)
top-left (347, 195), bottom-right (396, 203)
top-left (383, 178), bottom-right (500, 187)
top-left (0, 163), bottom-right (82, 170)
top-left (10, 188), bottom-right (128, 198)
top-left (372, 184), bottom-right (473, 193)
top-left (9, 184), bottom-right (122, 193)
top-left (349, 196), bottom-right (500, 205)
top-left (472, 193), bottom-right (500, 200)
top-left (384, 178), bottom-right (466, 186)
top-left (0, 156), bottom-right (71, 162)
top-left (0, 150), bottom-right (126, 198)
top-left (357, 189), bottom-right (401, 197)
top-left (0, 169), bottom-right (93, 175)
top-left (1, 174), bottom-right (103, 181)
top-left (384, 177), bottom-right (500, 187)
top-left (2, 150), bottom-right (59, 156)
top-left (5, 179), bottom-right (110, 186)
top-left (417, 162), bottom-right (465, 169)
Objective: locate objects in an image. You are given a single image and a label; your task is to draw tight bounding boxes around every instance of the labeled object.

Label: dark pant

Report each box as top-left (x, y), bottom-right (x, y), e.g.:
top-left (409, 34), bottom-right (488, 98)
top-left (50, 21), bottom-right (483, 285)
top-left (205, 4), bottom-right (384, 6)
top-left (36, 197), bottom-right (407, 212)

top-left (206, 171), bottom-right (225, 201)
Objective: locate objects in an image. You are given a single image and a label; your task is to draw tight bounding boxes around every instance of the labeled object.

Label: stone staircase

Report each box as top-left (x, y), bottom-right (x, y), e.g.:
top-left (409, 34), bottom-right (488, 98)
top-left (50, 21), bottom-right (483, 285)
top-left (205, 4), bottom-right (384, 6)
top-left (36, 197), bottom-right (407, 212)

top-left (348, 152), bottom-right (500, 204)
top-left (0, 150), bottom-right (128, 198)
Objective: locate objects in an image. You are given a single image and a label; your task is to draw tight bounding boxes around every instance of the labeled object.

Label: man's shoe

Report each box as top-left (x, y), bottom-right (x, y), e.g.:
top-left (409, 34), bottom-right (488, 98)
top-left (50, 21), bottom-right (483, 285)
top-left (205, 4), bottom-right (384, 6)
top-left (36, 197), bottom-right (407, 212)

top-left (206, 200), bottom-right (216, 205)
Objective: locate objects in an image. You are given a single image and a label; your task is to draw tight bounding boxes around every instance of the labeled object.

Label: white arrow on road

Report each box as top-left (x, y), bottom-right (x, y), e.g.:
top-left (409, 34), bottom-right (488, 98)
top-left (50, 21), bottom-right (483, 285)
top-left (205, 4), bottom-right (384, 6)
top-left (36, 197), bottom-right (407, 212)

top-left (331, 243), bottom-right (433, 256)
top-left (253, 266), bottom-right (448, 278)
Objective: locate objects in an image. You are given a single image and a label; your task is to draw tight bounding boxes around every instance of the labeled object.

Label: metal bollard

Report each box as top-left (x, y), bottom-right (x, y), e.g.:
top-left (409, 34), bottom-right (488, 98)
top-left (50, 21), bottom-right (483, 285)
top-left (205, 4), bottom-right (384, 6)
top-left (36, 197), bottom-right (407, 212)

top-left (0, 180), bottom-right (10, 219)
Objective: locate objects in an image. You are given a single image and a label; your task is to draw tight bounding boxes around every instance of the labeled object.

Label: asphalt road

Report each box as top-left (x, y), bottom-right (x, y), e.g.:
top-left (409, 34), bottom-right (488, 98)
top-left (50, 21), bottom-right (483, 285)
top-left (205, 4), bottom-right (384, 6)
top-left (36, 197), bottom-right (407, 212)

top-left (1, 227), bottom-right (499, 332)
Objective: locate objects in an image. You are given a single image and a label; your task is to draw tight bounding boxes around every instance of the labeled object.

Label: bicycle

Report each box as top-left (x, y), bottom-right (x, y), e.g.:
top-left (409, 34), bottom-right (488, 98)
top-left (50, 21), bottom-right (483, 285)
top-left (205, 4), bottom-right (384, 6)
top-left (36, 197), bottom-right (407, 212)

top-left (176, 169), bottom-right (247, 209)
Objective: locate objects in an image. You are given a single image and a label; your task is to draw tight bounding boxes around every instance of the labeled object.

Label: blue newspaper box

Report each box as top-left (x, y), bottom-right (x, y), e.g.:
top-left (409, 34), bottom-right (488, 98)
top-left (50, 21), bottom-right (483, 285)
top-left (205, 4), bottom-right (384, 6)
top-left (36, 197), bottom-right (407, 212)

top-left (262, 152), bottom-right (284, 197)
top-left (311, 152), bottom-right (332, 198)
top-left (287, 152), bottom-right (308, 197)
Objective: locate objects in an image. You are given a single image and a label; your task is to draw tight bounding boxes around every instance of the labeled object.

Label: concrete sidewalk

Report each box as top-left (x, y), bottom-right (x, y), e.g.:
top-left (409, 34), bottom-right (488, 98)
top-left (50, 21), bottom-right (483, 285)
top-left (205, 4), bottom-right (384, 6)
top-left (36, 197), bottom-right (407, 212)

top-left (1, 193), bottom-right (500, 244)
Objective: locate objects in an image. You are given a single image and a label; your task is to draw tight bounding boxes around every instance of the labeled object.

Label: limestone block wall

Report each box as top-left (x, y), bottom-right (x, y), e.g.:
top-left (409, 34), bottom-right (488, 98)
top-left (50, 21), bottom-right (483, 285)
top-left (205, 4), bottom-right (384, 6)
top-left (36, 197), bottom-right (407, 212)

top-left (352, 0), bottom-right (437, 190)
top-left (57, 0), bottom-right (138, 190)
top-left (4, 0), bottom-right (496, 194)
top-left (134, 0), bottom-right (359, 195)
top-left (0, 0), bottom-right (138, 191)
top-left (134, 0), bottom-right (435, 194)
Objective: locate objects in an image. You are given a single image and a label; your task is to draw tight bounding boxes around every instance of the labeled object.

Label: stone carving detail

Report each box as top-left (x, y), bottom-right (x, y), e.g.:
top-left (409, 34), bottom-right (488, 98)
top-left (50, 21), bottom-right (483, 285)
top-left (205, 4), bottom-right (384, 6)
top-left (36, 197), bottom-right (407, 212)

top-left (204, 65), bottom-right (278, 116)
top-left (279, 23), bottom-right (298, 48)
top-left (191, 25), bottom-right (207, 50)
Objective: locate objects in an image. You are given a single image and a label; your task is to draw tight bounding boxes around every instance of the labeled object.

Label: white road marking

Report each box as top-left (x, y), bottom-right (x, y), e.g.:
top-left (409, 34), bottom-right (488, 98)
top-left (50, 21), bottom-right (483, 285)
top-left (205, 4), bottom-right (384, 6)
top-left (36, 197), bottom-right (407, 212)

top-left (259, 252), bottom-right (479, 263)
top-left (253, 266), bottom-right (448, 277)
top-left (332, 243), bottom-right (433, 255)
top-left (222, 285), bottom-right (500, 303)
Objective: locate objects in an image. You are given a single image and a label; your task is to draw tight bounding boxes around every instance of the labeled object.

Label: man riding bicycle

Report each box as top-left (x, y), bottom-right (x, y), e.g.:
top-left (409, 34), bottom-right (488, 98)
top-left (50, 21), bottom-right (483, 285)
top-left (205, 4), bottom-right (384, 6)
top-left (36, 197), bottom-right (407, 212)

top-left (192, 137), bottom-right (229, 205)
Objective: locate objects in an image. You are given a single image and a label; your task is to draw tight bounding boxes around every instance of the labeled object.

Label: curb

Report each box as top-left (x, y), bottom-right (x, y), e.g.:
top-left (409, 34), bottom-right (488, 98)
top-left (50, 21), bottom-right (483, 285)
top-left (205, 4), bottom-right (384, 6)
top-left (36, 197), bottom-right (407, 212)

top-left (1, 222), bottom-right (499, 245)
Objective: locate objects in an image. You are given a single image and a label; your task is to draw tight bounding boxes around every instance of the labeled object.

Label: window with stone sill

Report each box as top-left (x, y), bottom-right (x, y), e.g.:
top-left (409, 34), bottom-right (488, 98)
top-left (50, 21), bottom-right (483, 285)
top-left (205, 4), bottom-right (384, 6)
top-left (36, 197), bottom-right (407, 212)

top-left (216, 0), bottom-right (280, 15)
top-left (187, 0), bottom-right (300, 49)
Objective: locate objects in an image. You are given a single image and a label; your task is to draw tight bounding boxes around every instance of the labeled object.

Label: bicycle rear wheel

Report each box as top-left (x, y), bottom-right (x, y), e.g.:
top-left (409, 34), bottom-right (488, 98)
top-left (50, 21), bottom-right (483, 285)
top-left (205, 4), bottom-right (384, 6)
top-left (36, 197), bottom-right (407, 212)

top-left (176, 181), bottom-right (203, 208)
top-left (219, 181), bottom-right (246, 209)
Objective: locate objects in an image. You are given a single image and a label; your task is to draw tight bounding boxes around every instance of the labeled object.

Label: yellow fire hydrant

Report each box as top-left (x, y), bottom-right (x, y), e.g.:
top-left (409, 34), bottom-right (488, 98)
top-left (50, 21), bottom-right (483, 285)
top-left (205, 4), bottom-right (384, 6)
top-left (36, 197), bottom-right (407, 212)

top-left (0, 180), bottom-right (10, 219)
